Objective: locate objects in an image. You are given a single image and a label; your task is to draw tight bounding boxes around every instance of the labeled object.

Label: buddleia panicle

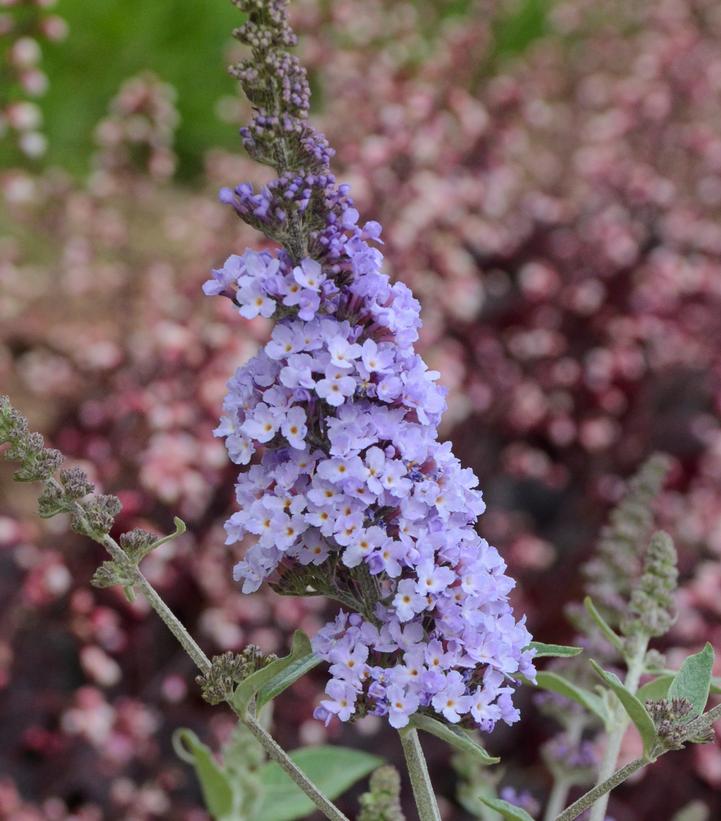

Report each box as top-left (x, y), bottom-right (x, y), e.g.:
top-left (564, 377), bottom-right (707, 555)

top-left (622, 530), bottom-right (678, 638)
top-left (581, 453), bottom-right (671, 626)
top-left (1, 398), bottom-right (62, 483)
top-left (204, 1), bottom-right (535, 733)
top-left (358, 766), bottom-right (405, 821)
top-left (3, 394), bottom-right (192, 608)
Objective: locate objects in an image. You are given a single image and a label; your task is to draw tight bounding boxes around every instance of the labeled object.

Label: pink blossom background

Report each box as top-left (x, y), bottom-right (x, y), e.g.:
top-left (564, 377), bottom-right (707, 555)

top-left (1, 0), bottom-right (721, 818)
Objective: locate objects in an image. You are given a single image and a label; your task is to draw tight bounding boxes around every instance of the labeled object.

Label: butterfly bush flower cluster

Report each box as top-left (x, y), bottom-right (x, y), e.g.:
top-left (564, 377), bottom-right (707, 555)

top-left (204, 0), bottom-right (535, 732)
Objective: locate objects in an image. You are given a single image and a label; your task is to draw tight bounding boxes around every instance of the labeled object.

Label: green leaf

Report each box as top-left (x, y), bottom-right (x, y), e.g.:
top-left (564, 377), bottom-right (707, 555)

top-left (410, 713), bottom-right (500, 765)
top-left (139, 516), bottom-right (187, 560)
top-left (233, 631), bottom-right (315, 716)
top-left (527, 641), bottom-right (583, 658)
top-left (583, 597), bottom-right (626, 656)
top-left (672, 800), bottom-right (709, 821)
top-left (589, 661), bottom-right (658, 756)
top-left (636, 675), bottom-right (673, 703)
top-left (480, 797), bottom-right (536, 821)
top-left (534, 671), bottom-right (608, 724)
top-left (649, 670), bottom-right (721, 696)
top-left (257, 651), bottom-right (320, 710)
top-left (256, 746), bottom-right (382, 821)
top-left (172, 728), bottom-right (237, 820)
top-left (668, 643), bottom-right (715, 719)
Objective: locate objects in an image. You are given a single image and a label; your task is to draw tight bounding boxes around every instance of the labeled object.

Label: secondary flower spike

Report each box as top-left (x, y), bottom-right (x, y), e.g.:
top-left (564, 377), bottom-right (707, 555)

top-left (205, 0), bottom-right (536, 732)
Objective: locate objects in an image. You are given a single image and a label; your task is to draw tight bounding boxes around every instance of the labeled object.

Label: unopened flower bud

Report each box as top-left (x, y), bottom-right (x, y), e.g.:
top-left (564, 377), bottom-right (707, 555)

top-left (59, 466), bottom-right (94, 499)
top-left (623, 531), bottom-right (678, 638)
top-left (358, 766), bottom-right (405, 821)
top-left (72, 494), bottom-right (121, 537)
top-left (119, 529), bottom-right (156, 562)
top-left (195, 646), bottom-right (277, 705)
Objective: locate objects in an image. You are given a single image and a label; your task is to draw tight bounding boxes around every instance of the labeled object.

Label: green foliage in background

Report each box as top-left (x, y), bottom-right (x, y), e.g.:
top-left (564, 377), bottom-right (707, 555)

top-left (43, 0), bottom-right (241, 178)
top-left (30, 0), bottom-right (552, 181)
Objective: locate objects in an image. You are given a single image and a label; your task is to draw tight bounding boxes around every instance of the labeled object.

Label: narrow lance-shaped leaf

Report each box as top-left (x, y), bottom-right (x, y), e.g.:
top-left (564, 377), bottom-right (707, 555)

top-left (589, 660), bottom-right (658, 756)
top-left (668, 643), bottom-right (715, 719)
top-left (583, 596), bottom-right (626, 656)
top-left (527, 641), bottom-right (583, 658)
top-left (533, 670), bottom-right (608, 725)
top-left (256, 746), bottom-right (382, 821)
top-left (257, 650), bottom-right (320, 710)
top-left (479, 796), bottom-right (536, 821)
top-left (410, 713), bottom-right (500, 765)
top-left (233, 630), bottom-right (315, 716)
top-left (172, 729), bottom-right (238, 820)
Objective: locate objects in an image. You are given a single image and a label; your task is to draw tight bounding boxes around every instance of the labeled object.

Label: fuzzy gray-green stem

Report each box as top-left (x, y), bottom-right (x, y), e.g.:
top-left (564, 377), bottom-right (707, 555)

top-left (685, 702), bottom-right (721, 737)
top-left (555, 756), bottom-right (646, 821)
top-left (557, 699), bottom-right (721, 821)
top-left (399, 727), bottom-right (442, 821)
top-left (543, 714), bottom-right (585, 821)
top-left (92, 527), bottom-right (349, 821)
top-left (587, 635), bottom-right (648, 821)
top-left (545, 776), bottom-right (573, 821)
top-left (244, 712), bottom-right (350, 821)
top-left (100, 533), bottom-right (214, 675)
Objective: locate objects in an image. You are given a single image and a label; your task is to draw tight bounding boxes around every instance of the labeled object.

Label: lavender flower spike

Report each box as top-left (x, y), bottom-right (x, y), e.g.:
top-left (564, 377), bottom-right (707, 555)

top-left (205, 0), bottom-right (536, 733)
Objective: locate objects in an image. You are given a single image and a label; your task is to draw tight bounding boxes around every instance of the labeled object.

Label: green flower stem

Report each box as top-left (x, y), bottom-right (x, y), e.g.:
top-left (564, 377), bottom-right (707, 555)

top-left (86, 522), bottom-right (350, 821)
top-left (686, 702), bottom-right (721, 736)
top-left (105, 534), bottom-right (214, 675)
top-left (543, 715), bottom-right (584, 821)
top-left (556, 700), bottom-right (721, 821)
top-left (555, 668), bottom-right (721, 821)
top-left (399, 727), bottom-right (442, 821)
top-left (587, 636), bottom-right (648, 821)
top-left (545, 776), bottom-right (573, 821)
top-left (243, 712), bottom-right (350, 821)
top-left (555, 757), bottom-right (646, 821)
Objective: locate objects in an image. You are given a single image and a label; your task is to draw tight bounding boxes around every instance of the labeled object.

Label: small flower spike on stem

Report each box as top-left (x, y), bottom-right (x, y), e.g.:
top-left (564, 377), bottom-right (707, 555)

top-left (399, 728), bottom-right (442, 821)
top-left (588, 530), bottom-right (677, 821)
top-left (359, 765), bottom-right (406, 821)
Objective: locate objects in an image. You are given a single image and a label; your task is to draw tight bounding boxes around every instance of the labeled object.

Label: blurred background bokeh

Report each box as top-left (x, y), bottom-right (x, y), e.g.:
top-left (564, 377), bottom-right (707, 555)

top-left (2, 0), bottom-right (721, 818)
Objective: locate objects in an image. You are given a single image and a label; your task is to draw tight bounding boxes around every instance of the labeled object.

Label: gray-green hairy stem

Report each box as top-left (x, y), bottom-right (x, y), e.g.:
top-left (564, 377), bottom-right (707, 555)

top-left (557, 700), bottom-right (721, 821)
top-left (79, 528), bottom-right (350, 821)
top-left (555, 756), bottom-right (646, 821)
top-left (542, 714), bottom-right (586, 821)
top-left (399, 727), bottom-right (442, 821)
top-left (587, 635), bottom-right (648, 821)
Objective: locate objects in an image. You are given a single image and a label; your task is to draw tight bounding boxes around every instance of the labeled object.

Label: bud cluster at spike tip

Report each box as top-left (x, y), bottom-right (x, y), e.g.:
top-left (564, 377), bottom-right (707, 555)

top-left (204, 0), bottom-right (535, 732)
